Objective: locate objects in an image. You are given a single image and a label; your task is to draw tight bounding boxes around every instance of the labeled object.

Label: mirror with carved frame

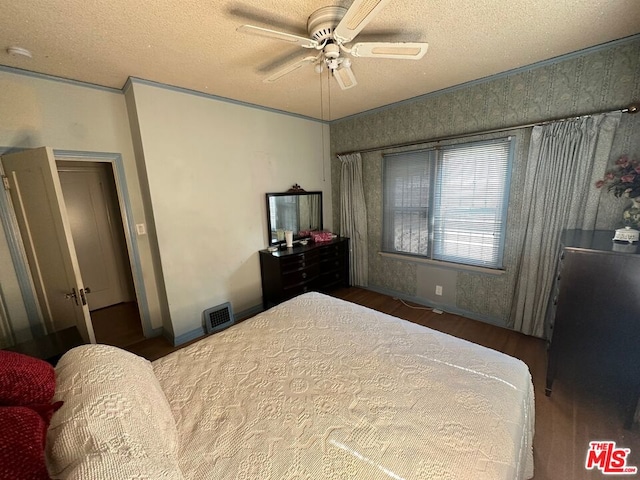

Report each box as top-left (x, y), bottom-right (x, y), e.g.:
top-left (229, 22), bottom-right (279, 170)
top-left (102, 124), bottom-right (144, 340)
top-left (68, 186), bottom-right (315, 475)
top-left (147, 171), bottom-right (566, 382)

top-left (266, 188), bottom-right (323, 245)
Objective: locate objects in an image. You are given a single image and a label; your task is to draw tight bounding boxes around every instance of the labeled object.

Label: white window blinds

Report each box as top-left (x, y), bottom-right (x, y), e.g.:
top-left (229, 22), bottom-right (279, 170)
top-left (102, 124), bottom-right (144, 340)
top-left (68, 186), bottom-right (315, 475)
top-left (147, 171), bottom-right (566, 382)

top-left (382, 138), bottom-right (512, 269)
top-left (433, 141), bottom-right (511, 267)
top-left (383, 150), bottom-right (433, 256)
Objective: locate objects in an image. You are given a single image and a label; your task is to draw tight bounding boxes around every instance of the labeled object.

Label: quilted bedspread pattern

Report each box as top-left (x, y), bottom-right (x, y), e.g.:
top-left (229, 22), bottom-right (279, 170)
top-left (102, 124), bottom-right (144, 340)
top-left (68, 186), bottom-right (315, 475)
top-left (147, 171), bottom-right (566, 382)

top-left (153, 292), bottom-right (534, 479)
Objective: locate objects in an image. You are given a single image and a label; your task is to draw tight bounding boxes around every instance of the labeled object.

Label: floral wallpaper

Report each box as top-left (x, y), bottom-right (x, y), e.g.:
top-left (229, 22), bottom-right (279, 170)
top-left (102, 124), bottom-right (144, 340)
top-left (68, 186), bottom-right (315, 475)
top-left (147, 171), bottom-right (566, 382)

top-left (330, 37), bottom-right (640, 328)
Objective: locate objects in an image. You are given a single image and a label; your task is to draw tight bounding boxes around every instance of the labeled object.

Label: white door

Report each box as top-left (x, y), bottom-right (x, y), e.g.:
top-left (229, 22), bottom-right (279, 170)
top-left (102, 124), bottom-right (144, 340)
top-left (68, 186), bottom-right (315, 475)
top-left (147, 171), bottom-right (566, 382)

top-left (58, 163), bottom-right (134, 310)
top-left (1, 147), bottom-right (96, 343)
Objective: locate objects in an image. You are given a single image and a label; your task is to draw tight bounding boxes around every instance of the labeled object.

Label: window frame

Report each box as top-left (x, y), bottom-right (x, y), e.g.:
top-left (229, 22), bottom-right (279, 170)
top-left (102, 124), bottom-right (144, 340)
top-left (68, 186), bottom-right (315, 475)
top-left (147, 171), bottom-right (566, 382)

top-left (382, 137), bottom-right (514, 270)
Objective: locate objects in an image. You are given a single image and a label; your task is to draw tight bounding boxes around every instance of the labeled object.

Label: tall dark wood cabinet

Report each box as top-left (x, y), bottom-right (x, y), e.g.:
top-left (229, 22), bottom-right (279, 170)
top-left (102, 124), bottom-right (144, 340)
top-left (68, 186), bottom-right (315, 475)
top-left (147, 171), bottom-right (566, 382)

top-left (259, 237), bottom-right (350, 309)
top-left (545, 230), bottom-right (640, 428)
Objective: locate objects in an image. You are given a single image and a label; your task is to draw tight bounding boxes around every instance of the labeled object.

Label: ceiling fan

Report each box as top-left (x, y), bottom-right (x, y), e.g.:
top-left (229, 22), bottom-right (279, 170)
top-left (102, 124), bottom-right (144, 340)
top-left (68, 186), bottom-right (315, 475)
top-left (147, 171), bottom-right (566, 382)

top-left (237, 0), bottom-right (429, 90)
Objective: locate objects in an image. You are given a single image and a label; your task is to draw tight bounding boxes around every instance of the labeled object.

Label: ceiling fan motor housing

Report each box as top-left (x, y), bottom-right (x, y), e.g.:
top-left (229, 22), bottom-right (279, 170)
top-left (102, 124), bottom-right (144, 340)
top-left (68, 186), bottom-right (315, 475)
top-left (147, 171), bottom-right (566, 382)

top-left (324, 43), bottom-right (340, 58)
top-left (307, 6), bottom-right (347, 43)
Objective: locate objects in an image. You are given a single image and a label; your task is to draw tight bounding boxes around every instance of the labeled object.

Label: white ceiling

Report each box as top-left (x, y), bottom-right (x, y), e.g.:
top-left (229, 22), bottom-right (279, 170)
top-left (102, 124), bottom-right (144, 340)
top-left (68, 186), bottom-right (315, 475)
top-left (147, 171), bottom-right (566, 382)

top-left (0, 0), bottom-right (639, 121)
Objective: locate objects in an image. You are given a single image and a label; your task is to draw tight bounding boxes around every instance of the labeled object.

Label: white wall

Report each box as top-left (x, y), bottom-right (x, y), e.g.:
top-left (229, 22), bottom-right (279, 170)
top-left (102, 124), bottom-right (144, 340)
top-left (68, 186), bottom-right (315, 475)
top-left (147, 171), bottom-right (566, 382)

top-left (127, 81), bottom-right (331, 340)
top-left (0, 69), bottom-right (165, 338)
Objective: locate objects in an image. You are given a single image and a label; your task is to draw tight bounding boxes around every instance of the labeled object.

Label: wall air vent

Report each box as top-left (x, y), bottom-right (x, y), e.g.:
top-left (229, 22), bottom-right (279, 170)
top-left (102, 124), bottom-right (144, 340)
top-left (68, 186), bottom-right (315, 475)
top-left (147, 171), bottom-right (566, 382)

top-left (203, 302), bottom-right (234, 334)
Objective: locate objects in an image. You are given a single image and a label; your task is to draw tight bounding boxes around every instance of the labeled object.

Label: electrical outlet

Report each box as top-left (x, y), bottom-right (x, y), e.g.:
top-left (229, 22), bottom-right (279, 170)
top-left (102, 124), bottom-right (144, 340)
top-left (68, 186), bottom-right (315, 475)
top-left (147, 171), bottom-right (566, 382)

top-left (435, 285), bottom-right (443, 296)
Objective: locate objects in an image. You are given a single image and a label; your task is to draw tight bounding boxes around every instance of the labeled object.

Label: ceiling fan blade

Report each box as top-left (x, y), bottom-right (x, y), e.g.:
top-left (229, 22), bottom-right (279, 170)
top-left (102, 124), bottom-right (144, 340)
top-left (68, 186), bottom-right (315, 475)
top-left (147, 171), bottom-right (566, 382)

top-left (333, 0), bottom-right (392, 44)
top-left (258, 49), bottom-right (307, 73)
top-left (264, 56), bottom-right (319, 83)
top-left (333, 64), bottom-right (358, 90)
top-left (228, 5), bottom-right (305, 35)
top-left (350, 42), bottom-right (429, 59)
top-left (238, 25), bottom-right (318, 49)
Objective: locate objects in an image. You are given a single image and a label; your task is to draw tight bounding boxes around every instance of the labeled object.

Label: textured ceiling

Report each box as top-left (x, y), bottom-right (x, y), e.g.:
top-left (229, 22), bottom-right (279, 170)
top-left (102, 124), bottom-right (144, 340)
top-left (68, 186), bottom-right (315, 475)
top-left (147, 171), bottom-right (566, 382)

top-left (0, 0), bottom-right (639, 121)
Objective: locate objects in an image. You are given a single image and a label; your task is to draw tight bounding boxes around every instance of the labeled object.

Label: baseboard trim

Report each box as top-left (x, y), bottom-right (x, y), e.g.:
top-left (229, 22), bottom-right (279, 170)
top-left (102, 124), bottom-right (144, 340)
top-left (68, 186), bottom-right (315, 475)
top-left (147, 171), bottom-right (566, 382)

top-left (235, 304), bottom-right (263, 320)
top-left (171, 303), bottom-right (264, 347)
top-left (148, 327), bottom-right (164, 338)
top-left (162, 328), bottom-right (174, 346)
top-left (165, 289), bottom-right (508, 347)
top-left (364, 284), bottom-right (507, 329)
top-left (172, 327), bottom-right (206, 347)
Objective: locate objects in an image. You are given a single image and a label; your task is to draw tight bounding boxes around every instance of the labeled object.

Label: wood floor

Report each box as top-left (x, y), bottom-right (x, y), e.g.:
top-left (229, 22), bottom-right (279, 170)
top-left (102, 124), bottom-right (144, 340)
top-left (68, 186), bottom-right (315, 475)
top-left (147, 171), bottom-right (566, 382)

top-left (91, 301), bottom-right (144, 348)
top-left (106, 287), bottom-right (640, 480)
top-left (91, 301), bottom-right (205, 360)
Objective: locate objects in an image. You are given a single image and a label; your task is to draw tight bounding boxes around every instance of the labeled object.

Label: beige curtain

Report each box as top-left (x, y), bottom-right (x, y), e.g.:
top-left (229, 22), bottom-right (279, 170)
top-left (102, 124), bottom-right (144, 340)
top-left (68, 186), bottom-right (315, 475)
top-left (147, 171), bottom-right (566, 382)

top-left (509, 112), bottom-right (621, 337)
top-left (339, 153), bottom-right (368, 286)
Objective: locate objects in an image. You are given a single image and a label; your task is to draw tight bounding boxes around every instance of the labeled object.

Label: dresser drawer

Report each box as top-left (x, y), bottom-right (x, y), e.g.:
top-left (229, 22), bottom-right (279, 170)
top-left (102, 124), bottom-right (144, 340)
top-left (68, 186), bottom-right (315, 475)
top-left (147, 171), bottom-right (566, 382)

top-left (282, 281), bottom-right (316, 299)
top-left (318, 243), bottom-right (346, 261)
top-left (282, 264), bottom-right (319, 289)
top-left (280, 250), bottom-right (319, 274)
top-left (260, 238), bottom-right (350, 309)
top-left (316, 270), bottom-right (346, 291)
top-left (319, 256), bottom-right (344, 273)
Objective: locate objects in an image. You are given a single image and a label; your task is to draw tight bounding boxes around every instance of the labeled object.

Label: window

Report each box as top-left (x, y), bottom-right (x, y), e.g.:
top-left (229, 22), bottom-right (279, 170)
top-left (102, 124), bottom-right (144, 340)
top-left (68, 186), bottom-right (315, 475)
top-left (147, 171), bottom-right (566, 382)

top-left (382, 138), bottom-right (513, 269)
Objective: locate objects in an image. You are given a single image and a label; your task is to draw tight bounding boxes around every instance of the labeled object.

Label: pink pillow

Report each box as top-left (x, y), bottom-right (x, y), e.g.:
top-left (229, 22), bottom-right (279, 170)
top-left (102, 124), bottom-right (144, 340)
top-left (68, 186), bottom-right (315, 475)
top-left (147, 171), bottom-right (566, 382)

top-left (0, 350), bottom-right (56, 406)
top-left (0, 406), bottom-right (51, 480)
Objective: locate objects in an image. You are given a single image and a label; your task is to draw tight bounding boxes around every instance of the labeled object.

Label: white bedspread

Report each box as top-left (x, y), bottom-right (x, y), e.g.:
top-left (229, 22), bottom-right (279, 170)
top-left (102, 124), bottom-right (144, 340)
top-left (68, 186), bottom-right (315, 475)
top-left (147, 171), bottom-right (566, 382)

top-left (153, 292), bottom-right (534, 479)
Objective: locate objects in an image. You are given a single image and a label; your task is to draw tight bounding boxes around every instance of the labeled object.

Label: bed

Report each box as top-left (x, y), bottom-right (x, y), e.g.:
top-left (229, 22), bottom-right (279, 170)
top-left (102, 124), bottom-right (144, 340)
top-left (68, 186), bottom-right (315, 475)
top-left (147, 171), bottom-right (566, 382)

top-left (44, 292), bottom-right (534, 479)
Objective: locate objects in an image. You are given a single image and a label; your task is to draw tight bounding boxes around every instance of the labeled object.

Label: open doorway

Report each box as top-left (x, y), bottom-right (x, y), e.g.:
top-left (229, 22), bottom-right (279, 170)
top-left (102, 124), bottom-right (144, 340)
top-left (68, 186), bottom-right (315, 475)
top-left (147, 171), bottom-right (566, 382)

top-left (1, 147), bottom-right (152, 348)
top-left (57, 160), bottom-right (145, 348)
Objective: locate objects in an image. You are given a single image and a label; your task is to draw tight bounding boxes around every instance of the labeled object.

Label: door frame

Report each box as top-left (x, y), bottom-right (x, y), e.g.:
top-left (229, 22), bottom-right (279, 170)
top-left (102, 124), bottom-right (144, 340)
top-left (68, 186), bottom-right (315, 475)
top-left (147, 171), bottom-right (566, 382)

top-left (0, 149), bottom-right (44, 338)
top-left (0, 148), bottom-right (153, 338)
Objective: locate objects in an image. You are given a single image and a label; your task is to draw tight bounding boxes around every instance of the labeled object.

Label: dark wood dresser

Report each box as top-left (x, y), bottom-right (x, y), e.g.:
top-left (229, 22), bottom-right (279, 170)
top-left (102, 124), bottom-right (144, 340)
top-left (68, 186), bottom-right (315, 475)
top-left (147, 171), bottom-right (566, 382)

top-left (545, 230), bottom-right (640, 428)
top-left (259, 237), bottom-right (350, 309)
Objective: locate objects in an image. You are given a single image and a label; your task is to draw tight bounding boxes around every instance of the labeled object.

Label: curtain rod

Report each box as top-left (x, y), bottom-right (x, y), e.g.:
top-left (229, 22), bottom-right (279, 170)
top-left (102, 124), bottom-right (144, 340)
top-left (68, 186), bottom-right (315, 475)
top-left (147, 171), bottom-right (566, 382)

top-left (336, 103), bottom-right (639, 157)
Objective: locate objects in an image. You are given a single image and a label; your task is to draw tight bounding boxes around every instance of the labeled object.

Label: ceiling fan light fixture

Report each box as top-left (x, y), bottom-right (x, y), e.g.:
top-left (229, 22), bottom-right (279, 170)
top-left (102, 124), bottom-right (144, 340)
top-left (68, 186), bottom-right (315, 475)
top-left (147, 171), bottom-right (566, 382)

top-left (326, 58), bottom-right (340, 70)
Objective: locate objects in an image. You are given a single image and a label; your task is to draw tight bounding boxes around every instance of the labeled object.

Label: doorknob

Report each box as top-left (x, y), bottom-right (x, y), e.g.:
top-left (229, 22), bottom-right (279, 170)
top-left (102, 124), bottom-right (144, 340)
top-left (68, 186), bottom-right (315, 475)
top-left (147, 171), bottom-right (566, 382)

top-left (65, 288), bottom-right (79, 306)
